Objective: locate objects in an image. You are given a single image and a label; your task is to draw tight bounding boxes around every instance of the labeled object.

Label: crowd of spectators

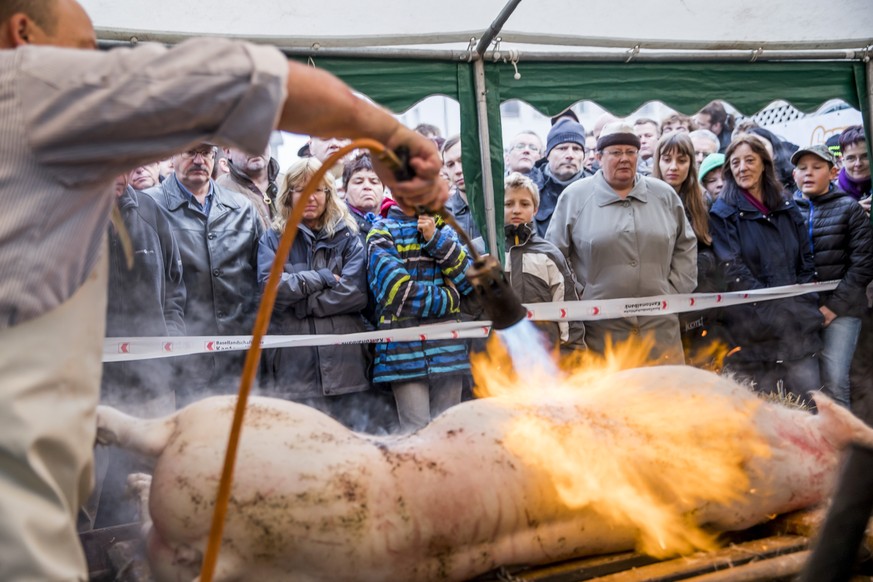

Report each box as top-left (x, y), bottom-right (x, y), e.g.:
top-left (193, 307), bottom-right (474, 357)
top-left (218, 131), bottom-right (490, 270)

top-left (101, 103), bottom-right (873, 449)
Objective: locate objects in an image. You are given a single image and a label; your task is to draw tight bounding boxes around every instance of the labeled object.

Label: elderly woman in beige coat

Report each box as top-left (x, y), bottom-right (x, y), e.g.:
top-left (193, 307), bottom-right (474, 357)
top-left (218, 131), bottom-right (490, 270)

top-left (545, 122), bottom-right (697, 363)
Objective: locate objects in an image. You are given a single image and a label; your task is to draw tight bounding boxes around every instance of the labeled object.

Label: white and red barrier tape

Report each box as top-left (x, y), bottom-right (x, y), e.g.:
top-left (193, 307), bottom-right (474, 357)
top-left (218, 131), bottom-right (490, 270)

top-left (103, 280), bottom-right (839, 362)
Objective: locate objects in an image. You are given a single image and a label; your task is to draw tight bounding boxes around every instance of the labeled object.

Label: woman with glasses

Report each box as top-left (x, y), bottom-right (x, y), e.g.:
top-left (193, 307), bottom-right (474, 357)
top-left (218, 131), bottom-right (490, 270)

top-left (838, 126), bottom-right (871, 214)
top-left (257, 158), bottom-right (372, 429)
top-left (546, 122), bottom-right (697, 364)
top-left (709, 135), bottom-right (823, 403)
top-left (838, 126), bottom-right (873, 422)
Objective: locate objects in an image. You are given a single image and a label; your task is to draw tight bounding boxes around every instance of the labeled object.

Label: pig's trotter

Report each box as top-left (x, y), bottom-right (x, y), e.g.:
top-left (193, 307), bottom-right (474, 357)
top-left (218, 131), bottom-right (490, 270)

top-left (96, 405), bottom-right (178, 457)
top-left (127, 472), bottom-right (153, 534)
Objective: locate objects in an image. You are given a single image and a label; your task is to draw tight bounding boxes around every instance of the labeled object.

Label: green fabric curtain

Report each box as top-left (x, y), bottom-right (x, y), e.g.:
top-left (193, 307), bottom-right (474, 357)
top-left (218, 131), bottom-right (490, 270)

top-left (495, 61), bottom-right (866, 116)
top-left (296, 57), bottom-right (870, 255)
top-left (457, 63), bottom-right (504, 256)
top-left (300, 57), bottom-right (461, 112)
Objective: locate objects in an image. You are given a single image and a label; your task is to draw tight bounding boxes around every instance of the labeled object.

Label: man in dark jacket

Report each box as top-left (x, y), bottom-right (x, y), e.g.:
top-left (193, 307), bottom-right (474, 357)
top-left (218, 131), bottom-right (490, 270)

top-left (105, 175), bottom-right (186, 402)
top-left (88, 173), bottom-right (186, 529)
top-left (530, 117), bottom-right (592, 236)
top-left (792, 145), bottom-right (873, 408)
top-left (146, 143), bottom-right (263, 405)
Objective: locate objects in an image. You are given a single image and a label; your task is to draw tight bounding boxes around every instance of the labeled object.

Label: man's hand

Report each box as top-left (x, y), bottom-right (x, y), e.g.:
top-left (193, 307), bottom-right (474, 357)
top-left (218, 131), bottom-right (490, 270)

top-left (278, 63), bottom-right (448, 213)
top-left (374, 126), bottom-right (449, 214)
top-left (820, 305), bottom-right (837, 327)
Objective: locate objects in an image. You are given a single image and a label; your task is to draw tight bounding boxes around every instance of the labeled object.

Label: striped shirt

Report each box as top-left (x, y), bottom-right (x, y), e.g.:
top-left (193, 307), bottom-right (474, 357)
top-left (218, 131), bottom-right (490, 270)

top-left (0, 38), bottom-right (287, 328)
top-left (367, 208), bottom-right (474, 383)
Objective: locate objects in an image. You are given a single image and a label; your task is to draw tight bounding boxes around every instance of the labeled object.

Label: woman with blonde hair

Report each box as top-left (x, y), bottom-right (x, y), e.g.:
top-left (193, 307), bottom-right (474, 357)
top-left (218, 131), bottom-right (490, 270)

top-left (653, 132), bottom-right (723, 366)
top-left (258, 157), bottom-right (374, 429)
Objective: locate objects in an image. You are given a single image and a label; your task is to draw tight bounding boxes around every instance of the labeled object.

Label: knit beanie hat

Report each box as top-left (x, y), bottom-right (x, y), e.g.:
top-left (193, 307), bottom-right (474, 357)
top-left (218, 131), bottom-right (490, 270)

top-left (596, 122), bottom-right (641, 151)
top-left (546, 118), bottom-right (587, 156)
top-left (699, 153), bottom-right (725, 181)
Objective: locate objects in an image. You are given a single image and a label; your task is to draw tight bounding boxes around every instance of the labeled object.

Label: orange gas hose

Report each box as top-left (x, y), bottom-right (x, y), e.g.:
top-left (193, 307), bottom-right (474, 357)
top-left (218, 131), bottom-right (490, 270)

top-left (199, 138), bottom-right (398, 581)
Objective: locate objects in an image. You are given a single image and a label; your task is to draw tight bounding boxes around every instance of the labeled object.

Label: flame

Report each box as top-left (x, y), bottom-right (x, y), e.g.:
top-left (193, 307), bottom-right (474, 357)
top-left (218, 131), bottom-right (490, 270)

top-left (472, 326), bottom-right (771, 558)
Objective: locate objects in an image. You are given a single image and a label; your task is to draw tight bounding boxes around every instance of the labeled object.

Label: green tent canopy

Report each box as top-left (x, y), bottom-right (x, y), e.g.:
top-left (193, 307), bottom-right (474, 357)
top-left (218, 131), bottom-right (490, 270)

top-left (304, 57), bottom-right (867, 255)
top-left (85, 0), bottom-right (873, 254)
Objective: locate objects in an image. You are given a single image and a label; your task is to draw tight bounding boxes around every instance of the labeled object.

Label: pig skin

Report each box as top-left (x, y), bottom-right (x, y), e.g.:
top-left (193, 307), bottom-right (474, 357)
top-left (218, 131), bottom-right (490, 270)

top-left (96, 365), bottom-right (873, 582)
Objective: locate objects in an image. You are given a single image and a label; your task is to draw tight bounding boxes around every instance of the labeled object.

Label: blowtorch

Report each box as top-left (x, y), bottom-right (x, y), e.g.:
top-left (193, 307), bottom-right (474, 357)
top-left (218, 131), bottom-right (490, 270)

top-left (380, 146), bottom-right (528, 331)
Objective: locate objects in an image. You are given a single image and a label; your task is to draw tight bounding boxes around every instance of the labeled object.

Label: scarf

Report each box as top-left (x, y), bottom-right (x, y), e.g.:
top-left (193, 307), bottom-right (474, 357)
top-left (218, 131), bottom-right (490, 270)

top-left (739, 189), bottom-right (770, 216)
top-left (837, 167), bottom-right (871, 201)
top-left (544, 164), bottom-right (586, 187)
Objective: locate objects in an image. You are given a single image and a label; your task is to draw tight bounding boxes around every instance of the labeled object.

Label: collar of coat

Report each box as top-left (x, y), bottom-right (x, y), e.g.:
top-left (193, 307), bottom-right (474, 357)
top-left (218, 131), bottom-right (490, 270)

top-left (711, 191), bottom-right (794, 219)
top-left (227, 157), bottom-right (280, 199)
top-left (161, 174), bottom-right (239, 212)
top-left (116, 185), bottom-right (139, 211)
top-left (504, 222), bottom-right (534, 247)
top-left (793, 185), bottom-right (847, 207)
top-left (591, 171), bottom-right (649, 206)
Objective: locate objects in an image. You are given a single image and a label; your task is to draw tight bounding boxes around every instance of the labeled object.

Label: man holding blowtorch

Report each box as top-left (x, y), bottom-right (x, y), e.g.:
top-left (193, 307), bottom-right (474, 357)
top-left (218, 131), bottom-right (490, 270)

top-left (0, 1), bottom-right (446, 578)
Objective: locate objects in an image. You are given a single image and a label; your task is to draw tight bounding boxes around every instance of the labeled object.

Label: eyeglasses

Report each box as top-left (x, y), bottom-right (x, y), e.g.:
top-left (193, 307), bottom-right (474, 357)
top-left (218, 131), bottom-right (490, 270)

top-left (843, 154), bottom-right (869, 165)
top-left (602, 148), bottom-right (639, 159)
top-left (511, 143), bottom-right (542, 153)
top-left (181, 147), bottom-right (216, 160)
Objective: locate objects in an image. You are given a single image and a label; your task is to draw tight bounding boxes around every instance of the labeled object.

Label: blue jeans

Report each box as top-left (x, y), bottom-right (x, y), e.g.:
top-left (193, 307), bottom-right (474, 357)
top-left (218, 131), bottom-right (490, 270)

top-left (820, 316), bottom-right (862, 408)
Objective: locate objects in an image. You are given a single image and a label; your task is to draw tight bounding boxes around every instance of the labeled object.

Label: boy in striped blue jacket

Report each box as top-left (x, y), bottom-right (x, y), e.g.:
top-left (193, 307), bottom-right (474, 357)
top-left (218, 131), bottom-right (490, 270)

top-left (367, 206), bottom-right (474, 432)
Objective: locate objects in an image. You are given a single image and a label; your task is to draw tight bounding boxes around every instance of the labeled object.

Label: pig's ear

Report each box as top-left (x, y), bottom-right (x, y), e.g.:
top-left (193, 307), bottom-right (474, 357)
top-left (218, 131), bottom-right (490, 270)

top-left (813, 393), bottom-right (873, 450)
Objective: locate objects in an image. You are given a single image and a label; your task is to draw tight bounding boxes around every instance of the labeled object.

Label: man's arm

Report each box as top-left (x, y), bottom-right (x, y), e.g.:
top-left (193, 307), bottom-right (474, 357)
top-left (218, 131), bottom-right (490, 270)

top-left (278, 61), bottom-right (447, 212)
top-left (21, 39), bottom-right (446, 211)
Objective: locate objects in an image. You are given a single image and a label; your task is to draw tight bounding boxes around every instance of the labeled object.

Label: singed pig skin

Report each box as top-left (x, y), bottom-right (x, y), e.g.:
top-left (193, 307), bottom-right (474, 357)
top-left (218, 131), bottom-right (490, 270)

top-left (96, 366), bottom-right (873, 581)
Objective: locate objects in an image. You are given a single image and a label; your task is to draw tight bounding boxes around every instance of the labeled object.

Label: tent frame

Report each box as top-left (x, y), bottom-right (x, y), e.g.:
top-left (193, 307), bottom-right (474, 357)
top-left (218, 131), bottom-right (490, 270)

top-left (97, 1), bottom-right (873, 257)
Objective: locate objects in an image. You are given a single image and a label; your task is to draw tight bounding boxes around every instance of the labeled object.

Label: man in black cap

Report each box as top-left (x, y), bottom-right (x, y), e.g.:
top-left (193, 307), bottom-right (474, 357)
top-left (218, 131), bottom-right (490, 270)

top-left (529, 117), bottom-right (592, 236)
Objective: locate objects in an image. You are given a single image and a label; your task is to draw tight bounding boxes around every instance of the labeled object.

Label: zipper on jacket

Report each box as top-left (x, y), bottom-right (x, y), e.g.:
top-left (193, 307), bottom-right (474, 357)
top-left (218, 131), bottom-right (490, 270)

top-left (807, 202), bottom-right (816, 256)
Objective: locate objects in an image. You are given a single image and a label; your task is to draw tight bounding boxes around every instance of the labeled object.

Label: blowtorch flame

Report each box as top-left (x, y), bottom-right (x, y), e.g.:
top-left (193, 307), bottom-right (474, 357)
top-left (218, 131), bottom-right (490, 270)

top-left (473, 326), bottom-right (770, 558)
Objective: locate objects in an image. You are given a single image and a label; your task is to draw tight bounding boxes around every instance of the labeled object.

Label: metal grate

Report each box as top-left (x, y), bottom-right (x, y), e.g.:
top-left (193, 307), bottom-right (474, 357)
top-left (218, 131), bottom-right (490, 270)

top-left (472, 509), bottom-right (873, 582)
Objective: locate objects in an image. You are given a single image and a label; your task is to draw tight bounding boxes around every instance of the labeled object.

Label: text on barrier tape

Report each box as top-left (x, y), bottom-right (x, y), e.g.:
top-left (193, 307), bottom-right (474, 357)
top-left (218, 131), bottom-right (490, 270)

top-left (103, 280), bottom-right (838, 362)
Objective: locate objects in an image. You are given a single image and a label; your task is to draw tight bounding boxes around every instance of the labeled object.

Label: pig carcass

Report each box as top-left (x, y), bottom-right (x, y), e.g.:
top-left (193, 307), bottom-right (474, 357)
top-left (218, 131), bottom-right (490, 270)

top-left (96, 365), bottom-right (873, 581)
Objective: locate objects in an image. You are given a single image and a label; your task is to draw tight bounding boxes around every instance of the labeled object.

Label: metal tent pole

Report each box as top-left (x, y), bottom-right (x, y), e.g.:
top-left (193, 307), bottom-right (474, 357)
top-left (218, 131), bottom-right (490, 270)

top-left (473, 57), bottom-right (498, 256)
top-left (473, 0), bottom-right (523, 256)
